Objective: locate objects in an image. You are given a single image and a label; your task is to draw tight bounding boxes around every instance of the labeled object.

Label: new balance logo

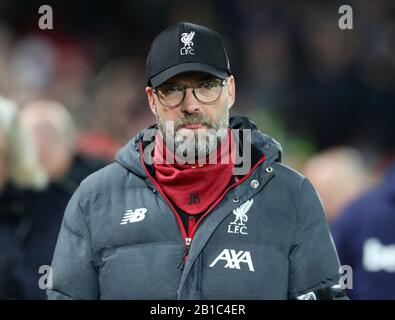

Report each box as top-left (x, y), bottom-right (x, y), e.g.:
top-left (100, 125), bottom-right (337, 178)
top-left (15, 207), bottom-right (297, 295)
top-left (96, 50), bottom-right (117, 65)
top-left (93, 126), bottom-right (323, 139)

top-left (120, 208), bottom-right (147, 225)
top-left (209, 249), bottom-right (255, 272)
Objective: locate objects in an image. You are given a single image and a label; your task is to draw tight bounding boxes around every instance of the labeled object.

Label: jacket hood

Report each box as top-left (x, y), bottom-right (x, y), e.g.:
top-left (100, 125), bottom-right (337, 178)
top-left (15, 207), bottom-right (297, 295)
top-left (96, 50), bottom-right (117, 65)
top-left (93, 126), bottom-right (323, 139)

top-left (114, 115), bottom-right (283, 178)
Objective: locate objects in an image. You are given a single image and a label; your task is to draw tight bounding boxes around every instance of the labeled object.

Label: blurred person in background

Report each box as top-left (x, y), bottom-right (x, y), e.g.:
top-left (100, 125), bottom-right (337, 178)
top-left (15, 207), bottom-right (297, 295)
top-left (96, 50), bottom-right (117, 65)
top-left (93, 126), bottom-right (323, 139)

top-left (20, 100), bottom-right (110, 192)
top-left (20, 100), bottom-right (76, 184)
top-left (331, 123), bottom-right (395, 299)
top-left (0, 96), bottom-right (47, 299)
top-left (303, 147), bottom-right (372, 223)
top-left (11, 100), bottom-right (108, 299)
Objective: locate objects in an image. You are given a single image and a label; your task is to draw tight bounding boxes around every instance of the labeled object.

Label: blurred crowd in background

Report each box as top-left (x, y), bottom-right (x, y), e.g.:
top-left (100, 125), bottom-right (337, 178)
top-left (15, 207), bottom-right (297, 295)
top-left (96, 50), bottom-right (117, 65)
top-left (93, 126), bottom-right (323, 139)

top-left (0, 0), bottom-right (394, 299)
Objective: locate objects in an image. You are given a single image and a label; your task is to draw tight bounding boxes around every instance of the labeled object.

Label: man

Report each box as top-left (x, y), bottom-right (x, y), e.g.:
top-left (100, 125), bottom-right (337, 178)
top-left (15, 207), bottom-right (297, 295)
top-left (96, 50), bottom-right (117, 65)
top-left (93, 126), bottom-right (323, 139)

top-left (48, 22), bottom-right (345, 300)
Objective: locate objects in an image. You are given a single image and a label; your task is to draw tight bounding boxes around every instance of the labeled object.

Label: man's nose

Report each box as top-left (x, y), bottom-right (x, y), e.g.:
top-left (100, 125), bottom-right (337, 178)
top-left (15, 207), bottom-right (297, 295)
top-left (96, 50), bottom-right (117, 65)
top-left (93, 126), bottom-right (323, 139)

top-left (180, 89), bottom-right (201, 114)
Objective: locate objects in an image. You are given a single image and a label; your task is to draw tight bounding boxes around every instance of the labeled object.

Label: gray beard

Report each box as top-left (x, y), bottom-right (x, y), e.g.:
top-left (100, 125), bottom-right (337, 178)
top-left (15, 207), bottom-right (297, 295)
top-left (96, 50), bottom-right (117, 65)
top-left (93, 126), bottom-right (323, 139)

top-left (156, 107), bottom-right (229, 163)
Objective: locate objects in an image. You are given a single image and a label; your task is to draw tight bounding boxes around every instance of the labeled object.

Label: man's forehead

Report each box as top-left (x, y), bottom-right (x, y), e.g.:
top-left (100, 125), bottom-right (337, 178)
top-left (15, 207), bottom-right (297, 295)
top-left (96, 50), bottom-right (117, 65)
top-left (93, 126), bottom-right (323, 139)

top-left (163, 72), bottom-right (217, 85)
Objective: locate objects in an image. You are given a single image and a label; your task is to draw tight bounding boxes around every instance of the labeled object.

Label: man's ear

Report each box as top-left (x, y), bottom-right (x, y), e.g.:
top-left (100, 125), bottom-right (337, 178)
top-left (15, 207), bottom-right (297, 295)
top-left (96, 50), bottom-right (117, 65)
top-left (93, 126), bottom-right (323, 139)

top-left (227, 76), bottom-right (236, 109)
top-left (145, 87), bottom-right (156, 115)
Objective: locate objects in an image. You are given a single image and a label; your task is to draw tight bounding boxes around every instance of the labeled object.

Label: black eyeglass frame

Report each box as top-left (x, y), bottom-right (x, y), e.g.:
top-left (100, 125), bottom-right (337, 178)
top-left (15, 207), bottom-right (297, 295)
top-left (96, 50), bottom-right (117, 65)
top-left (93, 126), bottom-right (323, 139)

top-left (152, 78), bottom-right (229, 109)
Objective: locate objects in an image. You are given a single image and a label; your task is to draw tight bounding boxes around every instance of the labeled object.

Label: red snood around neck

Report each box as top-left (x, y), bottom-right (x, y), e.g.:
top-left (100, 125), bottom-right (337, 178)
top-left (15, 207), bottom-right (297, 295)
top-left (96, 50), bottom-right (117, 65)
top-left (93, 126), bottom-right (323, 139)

top-left (153, 130), bottom-right (236, 214)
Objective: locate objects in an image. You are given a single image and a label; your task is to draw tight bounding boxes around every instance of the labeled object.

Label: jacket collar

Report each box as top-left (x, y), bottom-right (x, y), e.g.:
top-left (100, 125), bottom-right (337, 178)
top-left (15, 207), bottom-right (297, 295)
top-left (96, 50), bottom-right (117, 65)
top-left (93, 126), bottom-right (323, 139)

top-left (114, 115), bottom-right (283, 178)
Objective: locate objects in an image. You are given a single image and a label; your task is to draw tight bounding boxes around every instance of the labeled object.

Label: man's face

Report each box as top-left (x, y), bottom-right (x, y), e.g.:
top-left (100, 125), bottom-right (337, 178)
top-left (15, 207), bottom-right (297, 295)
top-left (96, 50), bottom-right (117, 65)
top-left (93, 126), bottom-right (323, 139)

top-left (146, 72), bottom-right (236, 160)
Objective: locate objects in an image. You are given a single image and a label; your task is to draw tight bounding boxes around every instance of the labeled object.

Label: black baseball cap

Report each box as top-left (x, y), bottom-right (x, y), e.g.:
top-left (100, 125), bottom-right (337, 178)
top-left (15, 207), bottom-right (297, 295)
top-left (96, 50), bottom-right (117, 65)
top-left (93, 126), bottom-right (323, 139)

top-left (146, 22), bottom-right (231, 88)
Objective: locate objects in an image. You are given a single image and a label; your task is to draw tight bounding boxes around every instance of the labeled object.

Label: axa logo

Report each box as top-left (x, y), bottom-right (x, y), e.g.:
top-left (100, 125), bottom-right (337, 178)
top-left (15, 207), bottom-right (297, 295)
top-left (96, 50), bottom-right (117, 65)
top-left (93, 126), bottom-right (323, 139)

top-left (209, 249), bottom-right (255, 272)
top-left (180, 31), bottom-right (195, 55)
top-left (120, 208), bottom-right (147, 225)
top-left (227, 199), bottom-right (253, 235)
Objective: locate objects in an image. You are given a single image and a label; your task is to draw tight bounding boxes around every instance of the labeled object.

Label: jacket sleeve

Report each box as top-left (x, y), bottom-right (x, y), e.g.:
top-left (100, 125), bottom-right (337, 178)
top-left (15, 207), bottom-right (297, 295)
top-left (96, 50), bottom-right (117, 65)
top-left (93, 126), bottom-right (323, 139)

top-left (47, 188), bottom-right (99, 299)
top-left (288, 178), bottom-right (342, 299)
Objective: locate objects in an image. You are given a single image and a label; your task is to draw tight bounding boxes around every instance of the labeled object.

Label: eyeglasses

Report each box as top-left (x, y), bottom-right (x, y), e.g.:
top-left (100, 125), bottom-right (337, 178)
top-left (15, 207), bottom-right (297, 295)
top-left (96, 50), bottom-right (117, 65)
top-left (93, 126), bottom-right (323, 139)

top-left (153, 78), bottom-right (228, 108)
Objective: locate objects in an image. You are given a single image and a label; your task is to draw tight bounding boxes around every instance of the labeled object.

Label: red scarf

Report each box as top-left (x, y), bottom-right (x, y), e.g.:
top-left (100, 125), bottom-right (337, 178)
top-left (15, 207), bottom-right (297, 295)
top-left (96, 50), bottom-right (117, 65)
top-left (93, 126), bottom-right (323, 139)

top-left (153, 130), bottom-right (236, 214)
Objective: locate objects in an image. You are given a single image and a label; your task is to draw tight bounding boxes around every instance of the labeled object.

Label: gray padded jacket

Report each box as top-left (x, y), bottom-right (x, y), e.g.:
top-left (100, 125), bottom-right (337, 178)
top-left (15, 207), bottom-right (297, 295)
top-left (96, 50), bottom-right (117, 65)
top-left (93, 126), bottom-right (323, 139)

top-left (47, 116), bottom-right (341, 299)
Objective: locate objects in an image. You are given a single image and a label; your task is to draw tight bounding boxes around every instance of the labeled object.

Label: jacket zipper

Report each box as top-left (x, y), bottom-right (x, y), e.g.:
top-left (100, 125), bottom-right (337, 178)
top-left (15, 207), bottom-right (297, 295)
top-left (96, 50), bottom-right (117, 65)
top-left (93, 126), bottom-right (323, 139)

top-left (177, 237), bottom-right (191, 270)
top-left (176, 216), bottom-right (195, 270)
